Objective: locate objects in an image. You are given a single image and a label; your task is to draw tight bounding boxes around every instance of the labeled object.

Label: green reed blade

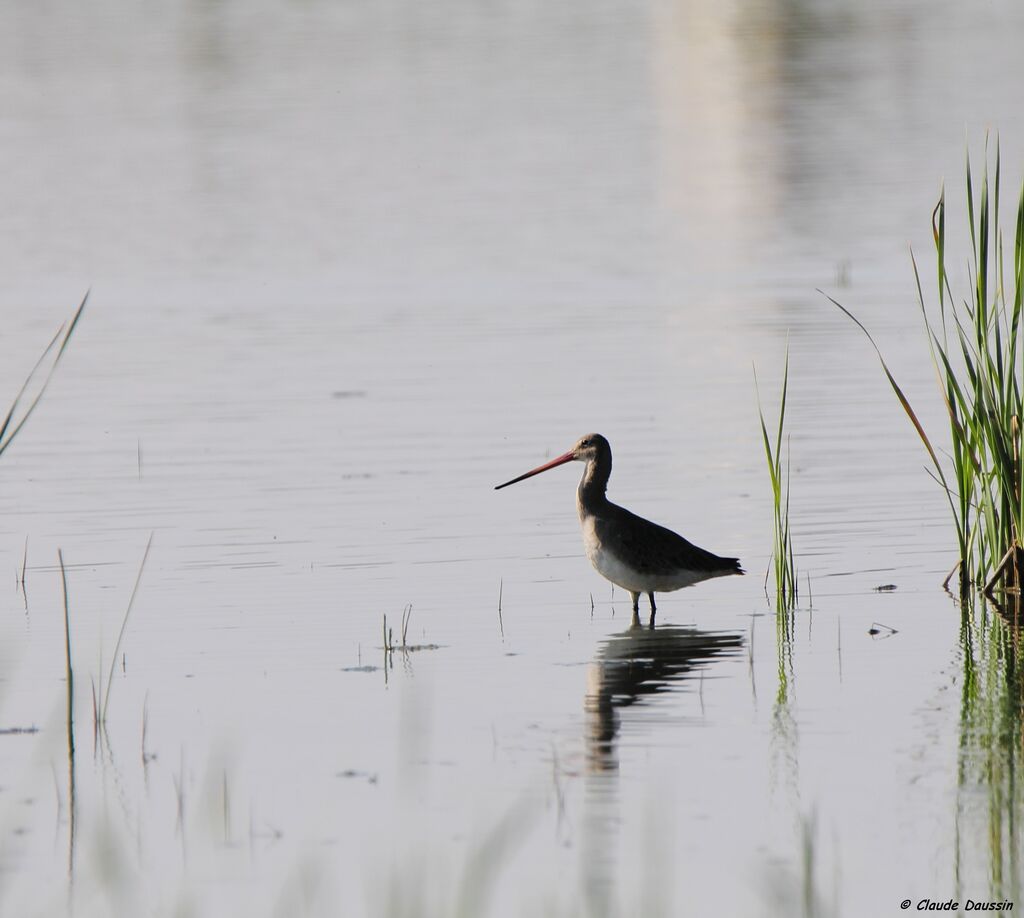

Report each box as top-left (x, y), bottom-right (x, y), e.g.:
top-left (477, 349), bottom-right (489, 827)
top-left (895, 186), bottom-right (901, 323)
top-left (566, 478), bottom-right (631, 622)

top-left (0, 291), bottom-right (89, 458)
top-left (0, 325), bottom-right (64, 450)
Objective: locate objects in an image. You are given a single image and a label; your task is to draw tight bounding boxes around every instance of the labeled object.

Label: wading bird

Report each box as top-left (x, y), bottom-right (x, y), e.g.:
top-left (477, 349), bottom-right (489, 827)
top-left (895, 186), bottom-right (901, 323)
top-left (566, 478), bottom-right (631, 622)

top-left (495, 434), bottom-right (742, 627)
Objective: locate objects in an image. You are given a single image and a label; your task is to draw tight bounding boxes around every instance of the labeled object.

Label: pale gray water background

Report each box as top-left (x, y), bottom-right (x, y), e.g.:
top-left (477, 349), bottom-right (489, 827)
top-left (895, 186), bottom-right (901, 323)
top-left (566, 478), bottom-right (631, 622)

top-left (1, 1), bottom-right (1023, 915)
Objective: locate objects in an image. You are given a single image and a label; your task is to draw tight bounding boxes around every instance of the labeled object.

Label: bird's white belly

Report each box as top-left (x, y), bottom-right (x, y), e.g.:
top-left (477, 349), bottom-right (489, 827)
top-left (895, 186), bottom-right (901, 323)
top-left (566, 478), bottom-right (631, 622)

top-left (589, 544), bottom-right (652, 593)
top-left (580, 515), bottom-right (706, 594)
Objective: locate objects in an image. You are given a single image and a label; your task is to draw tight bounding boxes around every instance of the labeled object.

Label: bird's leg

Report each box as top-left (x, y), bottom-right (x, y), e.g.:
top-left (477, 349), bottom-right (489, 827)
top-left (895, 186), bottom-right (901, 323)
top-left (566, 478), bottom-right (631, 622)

top-left (647, 592), bottom-right (657, 629)
top-left (629, 591), bottom-right (641, 627)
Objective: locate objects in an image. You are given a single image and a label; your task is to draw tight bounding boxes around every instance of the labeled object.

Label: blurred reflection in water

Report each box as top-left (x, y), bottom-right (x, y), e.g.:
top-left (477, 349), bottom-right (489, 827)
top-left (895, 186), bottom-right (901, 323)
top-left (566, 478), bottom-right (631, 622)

top-left (585, 623), bottom-right (743, 772)
top-left (581, 623), bottom-right (742, 915)
top-left (955, 594), bottom-right (1024, 903)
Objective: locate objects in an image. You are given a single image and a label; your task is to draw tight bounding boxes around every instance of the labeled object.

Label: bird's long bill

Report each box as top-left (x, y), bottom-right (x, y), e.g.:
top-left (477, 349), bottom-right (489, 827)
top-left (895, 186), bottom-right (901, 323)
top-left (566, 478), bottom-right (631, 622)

top-left (494, 450), bottom-right (575, 490)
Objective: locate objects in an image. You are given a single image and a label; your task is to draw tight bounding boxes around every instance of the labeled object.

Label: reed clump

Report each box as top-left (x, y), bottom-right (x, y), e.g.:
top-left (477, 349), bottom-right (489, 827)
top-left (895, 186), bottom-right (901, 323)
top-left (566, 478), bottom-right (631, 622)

top-left (832, 143), bottom-right (1024, 596)
top-left (929, 147), bottom-right (1024, 595)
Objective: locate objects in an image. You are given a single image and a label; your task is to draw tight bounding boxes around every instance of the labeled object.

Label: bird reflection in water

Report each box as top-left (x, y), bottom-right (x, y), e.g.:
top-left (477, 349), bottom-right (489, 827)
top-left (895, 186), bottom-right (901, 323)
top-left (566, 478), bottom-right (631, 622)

top-left (578, 621), bottom-right (744, 917)
top-left (585, 622), bottom-right (743, 772)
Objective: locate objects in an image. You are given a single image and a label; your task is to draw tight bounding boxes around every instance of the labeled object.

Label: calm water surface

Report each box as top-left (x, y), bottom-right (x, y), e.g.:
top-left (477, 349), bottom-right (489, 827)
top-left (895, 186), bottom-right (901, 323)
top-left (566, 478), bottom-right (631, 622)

top-left (1, 1), bottom-right (1023, 915)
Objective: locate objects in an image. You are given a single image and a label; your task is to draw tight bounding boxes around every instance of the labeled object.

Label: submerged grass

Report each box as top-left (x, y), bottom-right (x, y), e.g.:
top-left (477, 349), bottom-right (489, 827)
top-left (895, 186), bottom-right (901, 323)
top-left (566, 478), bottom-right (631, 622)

top-left (831, 142), bottom-right (1024, 594)
top-left (756, 350), bottom-right (798, 610)
top-left (382, 605), bottom-right (441, 658)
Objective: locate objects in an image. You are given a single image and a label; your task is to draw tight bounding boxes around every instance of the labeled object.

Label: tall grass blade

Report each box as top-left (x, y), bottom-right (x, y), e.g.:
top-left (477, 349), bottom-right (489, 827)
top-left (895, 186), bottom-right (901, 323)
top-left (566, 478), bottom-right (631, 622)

top-left (101, 532), bottom-right (154, 722)
top-left (823, 294), bottom-right (948, 481)
top-left (0, 291), bottom-right (89, 458)
top-left (755, 352), bottom-right (797, 610)
top-left (58, 549), bottom-right (75, 758)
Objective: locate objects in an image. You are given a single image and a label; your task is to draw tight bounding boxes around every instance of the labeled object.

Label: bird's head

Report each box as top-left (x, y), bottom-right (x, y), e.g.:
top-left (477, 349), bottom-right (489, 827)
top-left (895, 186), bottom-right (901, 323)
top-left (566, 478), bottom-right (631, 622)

top-left (569, 433), bottom-right (610, 464)
top-left (494, 433), bottom-right (610, 490)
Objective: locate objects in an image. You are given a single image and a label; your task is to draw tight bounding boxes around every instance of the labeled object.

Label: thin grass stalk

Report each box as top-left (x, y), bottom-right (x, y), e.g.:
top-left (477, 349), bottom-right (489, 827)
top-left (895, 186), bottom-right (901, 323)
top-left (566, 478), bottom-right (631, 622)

top-left (0, 292), bottom-right (88, 458)
top-left (58, 549), bottom-right (74, 759)
top-left (0, 325), bottom-right (63, 450)
top-left (978, 153), bottom-right (990, 331)
top-left (100, 533), bottom-right (154, 723)
top-left (826, 290), bottom-right (968, 570)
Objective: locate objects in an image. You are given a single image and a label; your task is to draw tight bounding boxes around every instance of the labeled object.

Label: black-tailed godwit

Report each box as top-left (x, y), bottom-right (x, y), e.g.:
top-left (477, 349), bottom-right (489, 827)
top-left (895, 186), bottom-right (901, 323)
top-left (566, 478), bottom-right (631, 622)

top-left (495, 433), bottom-right (742, 626)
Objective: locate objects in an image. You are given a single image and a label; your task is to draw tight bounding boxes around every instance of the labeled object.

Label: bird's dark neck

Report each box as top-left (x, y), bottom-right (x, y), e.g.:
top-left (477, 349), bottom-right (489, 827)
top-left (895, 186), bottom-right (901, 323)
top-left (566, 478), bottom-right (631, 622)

top-left (577, 454), bottom-right (611, 517)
